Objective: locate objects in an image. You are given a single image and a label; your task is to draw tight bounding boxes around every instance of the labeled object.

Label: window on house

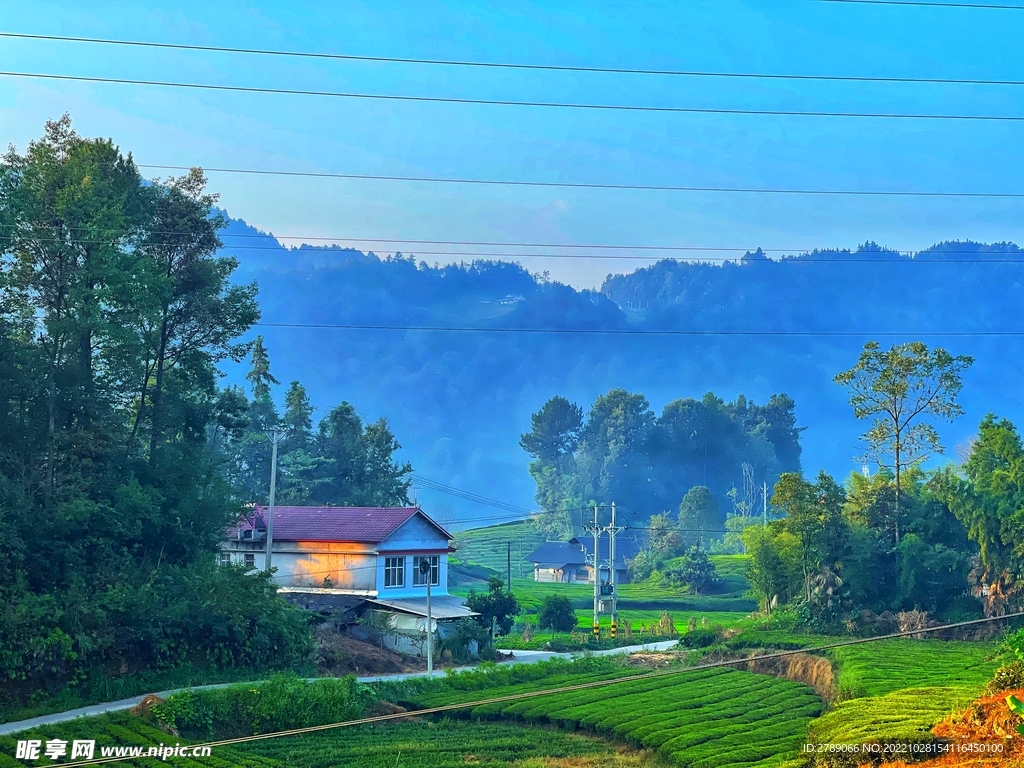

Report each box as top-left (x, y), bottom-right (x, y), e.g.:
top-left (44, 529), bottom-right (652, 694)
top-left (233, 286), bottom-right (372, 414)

top-left (244, 553), bottom-right (255, 570)
top-left (219, 553), bottom-right (231, 567)
top-left (413, 555), bottom-right (440, 586)
top-left (384, 556), bottom-right (405, 588)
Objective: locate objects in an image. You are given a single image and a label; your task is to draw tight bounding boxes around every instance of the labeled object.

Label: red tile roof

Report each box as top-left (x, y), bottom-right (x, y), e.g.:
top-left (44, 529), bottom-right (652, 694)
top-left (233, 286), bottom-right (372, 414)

top-left (231, 506), bottom-right (451, 544)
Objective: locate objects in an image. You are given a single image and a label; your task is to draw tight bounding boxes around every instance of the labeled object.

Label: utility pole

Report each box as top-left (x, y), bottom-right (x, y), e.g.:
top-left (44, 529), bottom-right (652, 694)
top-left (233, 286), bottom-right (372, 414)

top-left (507, 541), bottom-right (512, 592)
top-left (762, 482), bottom-right (769, 525)
top-left (420, 558), bottom-right (433, 676)
top-left (586, 503), bottom-right (601, 640)
top-left (608, 501), bottom-right (624, 640)
top-left (264, 428), bottom-right (283, 573)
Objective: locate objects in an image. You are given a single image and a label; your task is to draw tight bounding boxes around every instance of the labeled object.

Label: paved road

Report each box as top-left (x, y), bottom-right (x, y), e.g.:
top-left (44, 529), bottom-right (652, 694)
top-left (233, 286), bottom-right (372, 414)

top-left (0, 640), bottom-right (680, 736)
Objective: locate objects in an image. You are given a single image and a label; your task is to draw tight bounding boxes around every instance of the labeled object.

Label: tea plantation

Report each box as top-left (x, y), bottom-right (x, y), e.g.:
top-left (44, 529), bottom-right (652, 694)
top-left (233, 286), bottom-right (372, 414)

top-left (828, 638), bottom-right (998, 699)
top-left (411, 666), bottom-right (822, 768)
top-left (0, 715), bottom-right (646, 768)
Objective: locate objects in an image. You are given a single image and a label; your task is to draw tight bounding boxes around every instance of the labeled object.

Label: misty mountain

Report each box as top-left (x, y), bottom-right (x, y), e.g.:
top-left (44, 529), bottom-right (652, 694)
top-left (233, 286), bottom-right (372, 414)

top-left (218, 215), bottom-right (1024, 528)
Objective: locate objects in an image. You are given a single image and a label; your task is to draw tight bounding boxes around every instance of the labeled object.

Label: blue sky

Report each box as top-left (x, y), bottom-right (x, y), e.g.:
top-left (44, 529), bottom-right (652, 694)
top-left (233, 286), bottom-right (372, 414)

top-left (2, 0), bottom-right (1024, 288)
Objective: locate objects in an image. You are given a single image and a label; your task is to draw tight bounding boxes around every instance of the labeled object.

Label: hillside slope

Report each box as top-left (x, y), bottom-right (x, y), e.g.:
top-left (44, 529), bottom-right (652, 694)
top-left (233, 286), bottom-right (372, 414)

top-left (219, 219), bottom-right (1024, 526)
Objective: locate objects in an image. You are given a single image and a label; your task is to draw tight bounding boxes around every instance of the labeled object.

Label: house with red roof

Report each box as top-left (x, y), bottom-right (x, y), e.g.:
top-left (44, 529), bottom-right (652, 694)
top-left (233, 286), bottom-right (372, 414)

top-left (221, 505), bottom-right (477, 655)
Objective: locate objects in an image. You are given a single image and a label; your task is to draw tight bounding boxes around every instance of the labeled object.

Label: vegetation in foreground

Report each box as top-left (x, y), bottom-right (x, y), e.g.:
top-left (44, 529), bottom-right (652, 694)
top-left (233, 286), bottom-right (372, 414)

top-left (407, 664), bottom-right (820, 768)
top-left (0, 713), bottom-right (652, 768)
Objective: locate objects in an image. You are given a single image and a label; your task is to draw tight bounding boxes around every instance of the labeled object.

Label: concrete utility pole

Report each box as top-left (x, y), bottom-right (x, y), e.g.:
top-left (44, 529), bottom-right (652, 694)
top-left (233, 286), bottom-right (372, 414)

top-left (420, 558), bottom-right (433, 676)
top-left (264, 428), bottom-right (283, 573)
top-left (507, 541), bottom-right (512, 592)
top-left (608, 501), bottom-right (624, 639)
top-left (586, 503), bottom-right (601, 640)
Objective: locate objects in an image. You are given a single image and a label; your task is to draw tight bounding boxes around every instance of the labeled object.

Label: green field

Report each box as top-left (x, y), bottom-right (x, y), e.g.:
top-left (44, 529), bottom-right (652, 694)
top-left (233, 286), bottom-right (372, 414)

top-left (805, 686), bottom-right (980, 767)
top-left (0, 712), bottom-right (646, 768)
top-left (411, 665), bottom-right (822, 768)
top-left (828, 638), bottom-right (998, 699)
top-left (239, 721), bottom-right (647, 768)
top-left (451, 521), bottom-right (545, 578)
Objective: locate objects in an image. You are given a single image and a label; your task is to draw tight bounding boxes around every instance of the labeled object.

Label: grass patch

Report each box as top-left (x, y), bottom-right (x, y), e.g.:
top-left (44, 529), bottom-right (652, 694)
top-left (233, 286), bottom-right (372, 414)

top-left (0, 663), bottom-right (313, 726)
top-left (452, 578), bottom-right (757, 615)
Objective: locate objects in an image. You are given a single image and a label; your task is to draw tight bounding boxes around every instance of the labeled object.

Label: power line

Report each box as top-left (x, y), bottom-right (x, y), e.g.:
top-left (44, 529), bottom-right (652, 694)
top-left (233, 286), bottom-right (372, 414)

top-left (137, 163), bottom-right (1024, 198)
top-left (56, 609), bottom-right (1024, 768)
top-left (8, 223), bottom-right (1022, 249)
top-left (814, 0), bottom-right (1024, 8)
top-left (412, 475), bottom-right (533, 515)
top-left (5, 162), bottom-right (1023, 199)
top-left (255, 322), bottom-right (1024, 337)
top-left (13, 230), bottom-right (1024, 264)
top-left (5, 71), bottom-right (1024, 122)
top-left (4, 31), bottom-right (1024, 87)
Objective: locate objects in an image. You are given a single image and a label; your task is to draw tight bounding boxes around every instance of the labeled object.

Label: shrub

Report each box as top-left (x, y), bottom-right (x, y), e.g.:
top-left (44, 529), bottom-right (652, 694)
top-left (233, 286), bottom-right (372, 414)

top-left (660, 548), bottom-right (722, 595)
top-left (680, 628), bottom-right (720, 648)
top-left (152, 673), bottom-right (377, 739)
top-left (465, 576), bottom-right (521, 636)
top-left (988, 661), bottom-right (1024, 693)
top-left (538, 595), bottom-right (577, 633)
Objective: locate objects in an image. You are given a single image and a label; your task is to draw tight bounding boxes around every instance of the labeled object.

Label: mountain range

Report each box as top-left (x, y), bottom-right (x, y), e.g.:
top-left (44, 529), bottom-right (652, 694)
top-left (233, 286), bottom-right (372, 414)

top-left (218, 213), bottom-right (1024, 528)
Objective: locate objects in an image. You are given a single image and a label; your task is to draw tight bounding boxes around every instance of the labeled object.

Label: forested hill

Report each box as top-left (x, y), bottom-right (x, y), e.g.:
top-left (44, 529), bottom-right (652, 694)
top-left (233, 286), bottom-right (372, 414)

top-left (220, 215), bottom-right (1024, 527)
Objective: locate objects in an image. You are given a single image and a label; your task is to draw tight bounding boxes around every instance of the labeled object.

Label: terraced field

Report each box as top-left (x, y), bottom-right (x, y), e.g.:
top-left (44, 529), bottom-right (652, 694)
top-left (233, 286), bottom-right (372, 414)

top-left (0, 712), bottom-right (276, 768)
top-left (806, 686), bottom-right (980, 767)
top-left (411, 666), bottom-right (822, 768)
top-left (239, 721), bottom-right (648, 768)
top-left (452, 521), bottom-right (545, 576)
top-left (0, 713), bottom-right (650, 768)
top-left (829, 638), bottom-right (998, 699)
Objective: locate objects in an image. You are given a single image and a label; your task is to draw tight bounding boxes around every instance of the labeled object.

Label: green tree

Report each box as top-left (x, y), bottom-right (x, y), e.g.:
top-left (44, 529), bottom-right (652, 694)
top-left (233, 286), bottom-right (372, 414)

top-left (282, 381), bottom-right (315, 448)
top-left (520, 395), bottom-right (583, 461)
top-left (465, 576), bottom-right (521, 636)
top-left (0, 118), bottom-right (308, 698)
top-left (661, 547), bottom-right (722, 595)
top-left (576, 389), bottom-right (655, 526)
top-left (835, 341), bottom-right (973, 543)
top-left (678, 485), bottom-right (719, 547)
top-left (647, 512), bottom-right (683, 559)
top-left (741, 525), bottom-right (800, 616)
top-left (937, 415), bottom-right (1024, 616)
top-left (772, 471), bottom-right (847, 603)
top-left (538, 595), bottom-right (577, 634)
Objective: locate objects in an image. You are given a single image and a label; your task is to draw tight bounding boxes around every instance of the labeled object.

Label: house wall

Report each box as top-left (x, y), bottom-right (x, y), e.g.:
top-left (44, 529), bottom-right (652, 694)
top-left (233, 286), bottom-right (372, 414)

top-left (220, 510), bottom-right (452, 597)
top-left (220, 540), bottom-right (377, 592)
top-left (375, 514), bottom-right (451, 598)
top-left (534, 567), bottom-right (564, 583)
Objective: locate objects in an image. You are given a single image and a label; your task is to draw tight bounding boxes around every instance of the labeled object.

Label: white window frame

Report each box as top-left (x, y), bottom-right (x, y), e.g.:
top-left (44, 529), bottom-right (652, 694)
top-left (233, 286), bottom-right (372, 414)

top-left (384, 556), bottom-right (405, 588)
top-left (243, 553), bottom-right (255, 570)
top-left (413, 555), bottom-right (440, 586)
top-left (219, 553), bottom-right (232, 567)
